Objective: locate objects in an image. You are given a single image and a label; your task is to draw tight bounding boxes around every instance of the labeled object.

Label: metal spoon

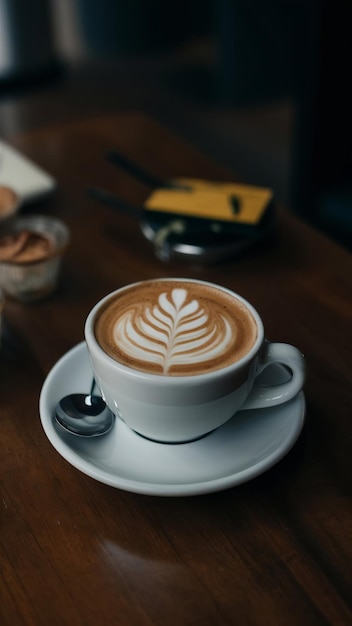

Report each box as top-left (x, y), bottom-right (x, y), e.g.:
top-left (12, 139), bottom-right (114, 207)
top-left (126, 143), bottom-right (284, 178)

top-left (55, 378), bottom-right (115, 437)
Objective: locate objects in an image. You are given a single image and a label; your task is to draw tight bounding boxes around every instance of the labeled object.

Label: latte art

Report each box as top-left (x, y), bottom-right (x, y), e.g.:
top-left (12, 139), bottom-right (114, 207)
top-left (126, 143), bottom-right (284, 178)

top-left (94, 280), bottom-right (257, 375)
top-left (114, 288), bottom-right (233, 374)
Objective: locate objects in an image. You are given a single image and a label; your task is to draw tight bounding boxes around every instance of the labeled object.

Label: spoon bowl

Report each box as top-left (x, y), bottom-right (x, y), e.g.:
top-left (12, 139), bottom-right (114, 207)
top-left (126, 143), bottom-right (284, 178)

top-left (55, 379), bottom-right (115, 437)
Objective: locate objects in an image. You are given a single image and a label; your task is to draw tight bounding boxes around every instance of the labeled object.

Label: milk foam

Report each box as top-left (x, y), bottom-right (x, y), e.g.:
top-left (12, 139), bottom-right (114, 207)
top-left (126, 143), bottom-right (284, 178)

top-left (113, 288), bottom-right (235, 374)
top-left (95, 281), bottom-right (258, 375)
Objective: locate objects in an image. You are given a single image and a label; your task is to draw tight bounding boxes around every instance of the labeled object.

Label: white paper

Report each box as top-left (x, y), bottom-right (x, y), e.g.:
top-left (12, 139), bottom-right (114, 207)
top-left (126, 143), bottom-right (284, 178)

top-left (0, 139), bottom-right (56, 203)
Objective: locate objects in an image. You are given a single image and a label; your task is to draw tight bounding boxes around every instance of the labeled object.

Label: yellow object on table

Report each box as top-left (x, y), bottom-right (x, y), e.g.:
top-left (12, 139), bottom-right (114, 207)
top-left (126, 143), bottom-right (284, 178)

top-left (144, 178), bottom-right (273, 225)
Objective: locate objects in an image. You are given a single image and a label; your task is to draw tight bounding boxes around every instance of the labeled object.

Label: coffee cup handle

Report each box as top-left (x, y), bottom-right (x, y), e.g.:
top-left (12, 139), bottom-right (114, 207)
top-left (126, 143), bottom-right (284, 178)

top-left (241, 342), bottom-right (306, 411)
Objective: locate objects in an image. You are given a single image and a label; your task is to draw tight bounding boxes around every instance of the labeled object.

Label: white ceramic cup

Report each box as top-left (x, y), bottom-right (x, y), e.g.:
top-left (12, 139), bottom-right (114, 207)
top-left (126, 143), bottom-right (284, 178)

top-left (85, 279), bottom-right (306, 443)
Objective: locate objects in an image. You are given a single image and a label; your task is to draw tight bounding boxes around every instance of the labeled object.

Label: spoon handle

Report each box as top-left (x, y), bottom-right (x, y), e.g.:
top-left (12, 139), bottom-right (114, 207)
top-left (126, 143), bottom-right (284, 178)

top-left (106, 150), bottom-right (188, 190)
top-left (87, 186), bottom-right (143, 219)
top-left (89, 378), bottom-right (96, 397)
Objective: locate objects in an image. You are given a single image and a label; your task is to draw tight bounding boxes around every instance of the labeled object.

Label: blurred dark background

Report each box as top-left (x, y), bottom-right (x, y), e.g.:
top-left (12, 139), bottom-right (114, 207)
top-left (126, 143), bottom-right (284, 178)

top-left (0, 0), bottom-right (351, 250)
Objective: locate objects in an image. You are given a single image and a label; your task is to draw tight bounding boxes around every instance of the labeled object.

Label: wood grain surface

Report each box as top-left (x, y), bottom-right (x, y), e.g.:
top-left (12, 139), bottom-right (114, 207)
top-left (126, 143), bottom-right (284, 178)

top-left (1, 113), bottom-right (351, 626)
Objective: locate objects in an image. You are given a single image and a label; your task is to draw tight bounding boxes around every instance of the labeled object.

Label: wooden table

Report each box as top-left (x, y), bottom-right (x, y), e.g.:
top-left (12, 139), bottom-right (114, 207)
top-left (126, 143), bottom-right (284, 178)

top-left (1, 114), bottom-right (351, 626)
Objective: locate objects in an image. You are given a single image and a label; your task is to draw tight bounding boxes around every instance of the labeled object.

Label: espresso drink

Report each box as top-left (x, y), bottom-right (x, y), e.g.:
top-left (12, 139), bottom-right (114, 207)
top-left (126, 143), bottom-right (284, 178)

top-left (94, 280), bottom-right (257, 376)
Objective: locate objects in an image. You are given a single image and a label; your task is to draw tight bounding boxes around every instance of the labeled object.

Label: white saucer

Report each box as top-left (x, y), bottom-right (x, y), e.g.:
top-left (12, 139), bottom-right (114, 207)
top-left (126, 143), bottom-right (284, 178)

top-left (39, 343), bottom-right (305, 497)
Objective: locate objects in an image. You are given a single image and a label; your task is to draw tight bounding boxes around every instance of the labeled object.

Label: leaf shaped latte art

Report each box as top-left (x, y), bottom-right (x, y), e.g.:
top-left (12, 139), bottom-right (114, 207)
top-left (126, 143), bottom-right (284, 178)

top-left (113, 288), bottom-right (235, 374)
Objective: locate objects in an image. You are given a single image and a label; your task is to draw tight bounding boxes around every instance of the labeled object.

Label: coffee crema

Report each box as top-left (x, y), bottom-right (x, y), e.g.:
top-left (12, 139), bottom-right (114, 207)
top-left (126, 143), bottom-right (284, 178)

top-left (94, 280), bottom-right (258, 376)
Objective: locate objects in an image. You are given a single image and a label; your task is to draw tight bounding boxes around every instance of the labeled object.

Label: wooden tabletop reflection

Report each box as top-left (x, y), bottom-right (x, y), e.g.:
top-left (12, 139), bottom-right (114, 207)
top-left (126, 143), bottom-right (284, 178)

top-left (1, 114), bottom-right (351, 626)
